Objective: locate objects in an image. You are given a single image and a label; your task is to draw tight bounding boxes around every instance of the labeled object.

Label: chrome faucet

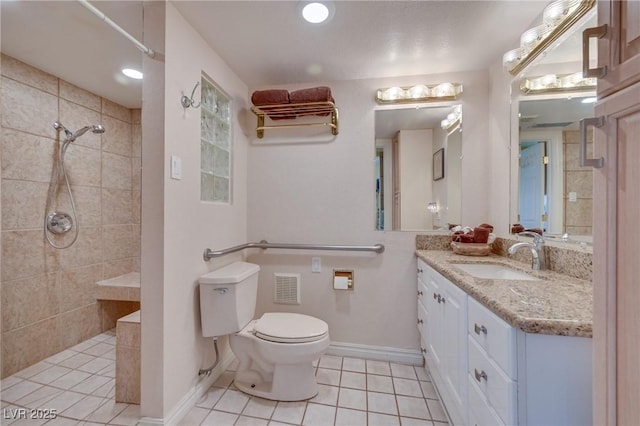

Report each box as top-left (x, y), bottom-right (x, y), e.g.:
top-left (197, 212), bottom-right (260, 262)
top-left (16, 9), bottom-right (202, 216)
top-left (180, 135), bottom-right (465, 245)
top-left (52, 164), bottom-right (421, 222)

top-left (507, 231), bottom-right (546, 271)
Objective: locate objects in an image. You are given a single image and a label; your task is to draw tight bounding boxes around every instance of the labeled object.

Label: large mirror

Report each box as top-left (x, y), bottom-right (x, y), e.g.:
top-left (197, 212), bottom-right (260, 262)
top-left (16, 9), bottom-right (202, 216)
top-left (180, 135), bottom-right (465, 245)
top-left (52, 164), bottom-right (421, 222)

top-left (375, 105), bottom-right (462, 231)
top-left (510, 9), bottom-right (596, 242)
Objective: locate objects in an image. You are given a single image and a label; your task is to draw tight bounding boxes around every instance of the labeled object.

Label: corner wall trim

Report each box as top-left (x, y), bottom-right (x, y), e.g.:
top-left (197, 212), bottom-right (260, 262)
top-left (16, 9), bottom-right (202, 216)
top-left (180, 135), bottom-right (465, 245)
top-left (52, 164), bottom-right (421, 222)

top-left (326, 341), bottom-right (424, 366)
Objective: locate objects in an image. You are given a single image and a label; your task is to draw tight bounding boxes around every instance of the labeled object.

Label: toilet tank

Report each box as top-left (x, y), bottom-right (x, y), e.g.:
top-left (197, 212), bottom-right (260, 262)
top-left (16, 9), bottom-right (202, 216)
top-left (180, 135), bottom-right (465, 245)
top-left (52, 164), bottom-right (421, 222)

top-left (199, 261), bottom-right (260, 338)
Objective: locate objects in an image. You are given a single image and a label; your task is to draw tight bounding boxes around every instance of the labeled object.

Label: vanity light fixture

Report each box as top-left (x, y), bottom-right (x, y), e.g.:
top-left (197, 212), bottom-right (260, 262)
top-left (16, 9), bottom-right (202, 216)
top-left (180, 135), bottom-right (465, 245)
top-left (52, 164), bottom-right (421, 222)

top-left (441, 105), bottom-right (462, 130)
top-left (427, 202), bottom-right (439, 214)
top-left (520, 72), bottom-right (598, 95)
top-left (502, 0), bottom-right (595, 75)
top-left (375, 83), bottom-right (463, 104)
top-left (520, 72), bottom-right (597, 94)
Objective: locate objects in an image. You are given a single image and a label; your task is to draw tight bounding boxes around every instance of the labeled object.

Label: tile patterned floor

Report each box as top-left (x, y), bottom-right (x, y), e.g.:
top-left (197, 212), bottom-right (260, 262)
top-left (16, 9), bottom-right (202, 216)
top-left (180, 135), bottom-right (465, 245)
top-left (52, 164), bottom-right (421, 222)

top-left (0, 331), bottom-right (450, 426)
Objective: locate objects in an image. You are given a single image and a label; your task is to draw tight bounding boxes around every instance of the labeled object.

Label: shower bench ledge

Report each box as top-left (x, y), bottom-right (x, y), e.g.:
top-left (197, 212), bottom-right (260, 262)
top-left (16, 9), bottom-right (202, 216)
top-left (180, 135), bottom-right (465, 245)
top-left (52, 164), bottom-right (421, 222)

top-left (96, 272), bottom-right (140, 302)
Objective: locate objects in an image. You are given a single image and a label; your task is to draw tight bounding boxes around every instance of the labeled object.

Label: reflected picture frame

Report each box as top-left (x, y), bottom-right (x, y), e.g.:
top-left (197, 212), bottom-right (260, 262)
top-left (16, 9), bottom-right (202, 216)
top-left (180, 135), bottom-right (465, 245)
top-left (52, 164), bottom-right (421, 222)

top-left (433, 148), bottom-right (444, 181)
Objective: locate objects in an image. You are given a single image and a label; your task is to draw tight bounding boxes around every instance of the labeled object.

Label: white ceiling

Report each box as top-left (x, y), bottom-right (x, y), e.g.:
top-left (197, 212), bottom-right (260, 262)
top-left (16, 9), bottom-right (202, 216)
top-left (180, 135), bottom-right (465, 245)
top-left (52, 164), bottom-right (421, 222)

top-left (1, 1), bottom-right (550, 110)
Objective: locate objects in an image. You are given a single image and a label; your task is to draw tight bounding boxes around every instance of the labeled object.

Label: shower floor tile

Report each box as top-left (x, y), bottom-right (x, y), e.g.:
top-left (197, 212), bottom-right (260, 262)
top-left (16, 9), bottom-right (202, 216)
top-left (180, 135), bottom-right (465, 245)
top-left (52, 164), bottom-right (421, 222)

top-left (0, 332), bottom-right (450, 426)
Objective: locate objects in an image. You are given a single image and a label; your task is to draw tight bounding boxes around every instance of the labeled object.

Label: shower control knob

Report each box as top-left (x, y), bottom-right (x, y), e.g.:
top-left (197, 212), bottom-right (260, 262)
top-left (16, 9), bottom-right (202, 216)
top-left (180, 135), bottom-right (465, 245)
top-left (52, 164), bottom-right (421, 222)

top-left (46, 212), bottom-right (73, 234)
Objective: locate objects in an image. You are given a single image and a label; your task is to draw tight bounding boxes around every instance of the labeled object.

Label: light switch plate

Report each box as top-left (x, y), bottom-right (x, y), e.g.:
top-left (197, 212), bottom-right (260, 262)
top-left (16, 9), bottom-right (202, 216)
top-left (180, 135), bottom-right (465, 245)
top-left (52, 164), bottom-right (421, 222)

top-left (171, 155), bottom-right (182, 180)
top-left (311, 257), bottom-right (321, 273)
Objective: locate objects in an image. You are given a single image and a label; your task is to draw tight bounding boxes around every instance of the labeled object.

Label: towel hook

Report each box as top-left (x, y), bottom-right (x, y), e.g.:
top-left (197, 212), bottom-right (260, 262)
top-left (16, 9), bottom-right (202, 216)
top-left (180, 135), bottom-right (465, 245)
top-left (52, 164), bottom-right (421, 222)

top-left (181, 81), bottom-right (201, 109)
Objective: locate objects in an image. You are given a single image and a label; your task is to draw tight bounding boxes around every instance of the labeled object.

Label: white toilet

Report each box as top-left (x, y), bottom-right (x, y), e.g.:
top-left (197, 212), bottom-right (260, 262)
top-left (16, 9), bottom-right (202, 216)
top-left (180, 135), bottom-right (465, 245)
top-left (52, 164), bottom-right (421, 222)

top-left (199, 261), bottom-right (330, 401)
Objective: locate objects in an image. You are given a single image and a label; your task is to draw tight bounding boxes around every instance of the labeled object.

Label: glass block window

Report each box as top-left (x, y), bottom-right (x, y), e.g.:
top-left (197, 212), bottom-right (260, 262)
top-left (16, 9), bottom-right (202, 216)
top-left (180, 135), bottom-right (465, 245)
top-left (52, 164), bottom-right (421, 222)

top-left (200, 74), bottom-right (232, 203)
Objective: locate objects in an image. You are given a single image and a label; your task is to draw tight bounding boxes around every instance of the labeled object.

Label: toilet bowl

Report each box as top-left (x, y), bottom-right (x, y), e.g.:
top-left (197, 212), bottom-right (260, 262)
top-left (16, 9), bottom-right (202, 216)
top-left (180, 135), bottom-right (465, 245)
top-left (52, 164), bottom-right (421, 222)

top-left (198, 262), bottom-right (330, 401)
top-left (230, 312), bottom-right (329, 401)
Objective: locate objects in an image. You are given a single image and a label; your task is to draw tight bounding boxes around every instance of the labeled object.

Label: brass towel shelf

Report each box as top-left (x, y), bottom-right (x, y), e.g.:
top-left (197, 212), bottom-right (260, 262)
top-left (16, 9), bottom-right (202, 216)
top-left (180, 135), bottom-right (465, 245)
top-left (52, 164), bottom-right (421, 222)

top-left (250, 101), bottom-right (339, 138)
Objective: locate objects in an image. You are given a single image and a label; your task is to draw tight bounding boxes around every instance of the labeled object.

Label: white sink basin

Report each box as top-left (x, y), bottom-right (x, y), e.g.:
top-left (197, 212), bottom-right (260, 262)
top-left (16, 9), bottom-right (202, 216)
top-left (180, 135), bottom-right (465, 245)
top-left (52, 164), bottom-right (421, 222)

top-left (452, 263), bottom-right (539, 281)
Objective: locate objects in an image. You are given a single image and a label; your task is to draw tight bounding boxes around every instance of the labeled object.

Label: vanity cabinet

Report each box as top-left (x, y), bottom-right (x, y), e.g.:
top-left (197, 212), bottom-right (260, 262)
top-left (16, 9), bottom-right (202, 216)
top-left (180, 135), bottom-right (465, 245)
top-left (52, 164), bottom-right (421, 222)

top-left (592, 1), bottom-right (640, 423)
top-left (417, 259), bottom-right (468, 425)
top-left (596, 0), bottom-right (640, 98)
top-left (416, 258), bottom-right (592, 425)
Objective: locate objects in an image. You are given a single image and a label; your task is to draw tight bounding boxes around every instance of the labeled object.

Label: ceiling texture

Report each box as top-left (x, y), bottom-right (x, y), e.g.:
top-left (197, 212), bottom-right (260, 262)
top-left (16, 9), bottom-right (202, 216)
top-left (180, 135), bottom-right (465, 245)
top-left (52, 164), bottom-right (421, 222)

top-left (1, 0), bottom-right (548, 111)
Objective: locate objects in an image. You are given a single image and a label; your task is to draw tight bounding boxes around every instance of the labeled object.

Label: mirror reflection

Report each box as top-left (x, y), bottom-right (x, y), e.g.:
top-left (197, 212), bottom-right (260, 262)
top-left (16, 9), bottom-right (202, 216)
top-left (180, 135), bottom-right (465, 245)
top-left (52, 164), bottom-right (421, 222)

top-left (518, 95), bottom-right (594, 235)
top-left (374, 105), bottom-right (462, 231)
top-left (512, 9), bottom-right (596, 241)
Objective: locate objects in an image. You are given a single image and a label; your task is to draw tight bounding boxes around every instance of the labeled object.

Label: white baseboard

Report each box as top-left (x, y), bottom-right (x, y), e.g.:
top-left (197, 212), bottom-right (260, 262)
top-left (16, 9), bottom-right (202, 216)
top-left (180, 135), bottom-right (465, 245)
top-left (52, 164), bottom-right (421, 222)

top-left (326, 341), bottom-right (424, 366)
top-left (138, 350), bottom-right (236, 426)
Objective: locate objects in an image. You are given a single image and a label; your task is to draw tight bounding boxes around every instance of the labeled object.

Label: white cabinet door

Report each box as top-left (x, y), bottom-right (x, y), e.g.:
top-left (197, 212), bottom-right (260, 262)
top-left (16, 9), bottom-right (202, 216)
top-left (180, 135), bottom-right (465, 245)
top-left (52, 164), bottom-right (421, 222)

top-left (424, 270), bottom-right (443, 372)
top-left (593, 82), bottom-right (640, 425)
top-left (440, 276), bottom-right (468, 411)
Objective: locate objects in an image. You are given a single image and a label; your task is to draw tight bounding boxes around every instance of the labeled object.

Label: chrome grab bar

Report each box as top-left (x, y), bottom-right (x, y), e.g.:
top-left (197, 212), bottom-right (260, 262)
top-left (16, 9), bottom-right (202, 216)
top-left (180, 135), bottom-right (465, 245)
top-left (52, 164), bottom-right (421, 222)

top-left (203, 240), bottom-right (385, 261)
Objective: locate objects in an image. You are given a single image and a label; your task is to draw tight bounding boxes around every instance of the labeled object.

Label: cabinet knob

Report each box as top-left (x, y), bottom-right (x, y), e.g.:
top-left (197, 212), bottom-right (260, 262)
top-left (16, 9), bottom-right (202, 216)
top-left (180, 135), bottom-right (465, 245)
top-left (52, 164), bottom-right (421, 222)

top-left (474, 323), bottom-right (488, 335)
top-left (474, 368), bottom-right (488, 382)
top-left (417, 318), bottom-right (424, 324)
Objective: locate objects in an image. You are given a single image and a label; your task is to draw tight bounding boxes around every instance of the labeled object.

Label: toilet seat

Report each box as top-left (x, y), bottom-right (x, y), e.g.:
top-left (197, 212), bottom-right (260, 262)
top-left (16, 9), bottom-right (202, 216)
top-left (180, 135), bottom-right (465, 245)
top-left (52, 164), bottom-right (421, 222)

top-left (255, 313), bottom-right (328, 343)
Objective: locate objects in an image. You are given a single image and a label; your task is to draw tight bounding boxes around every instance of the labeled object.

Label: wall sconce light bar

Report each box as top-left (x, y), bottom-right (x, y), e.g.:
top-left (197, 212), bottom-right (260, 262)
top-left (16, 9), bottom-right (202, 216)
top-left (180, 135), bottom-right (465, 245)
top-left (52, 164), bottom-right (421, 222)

top-left (520, 72), bottom-right (597, 94)
top-left (375, 83), bottom-right (463, 104)
top-left (503, 0), bottom-right (595, 75)
top-left (441, 105), bottom-right (463, 130)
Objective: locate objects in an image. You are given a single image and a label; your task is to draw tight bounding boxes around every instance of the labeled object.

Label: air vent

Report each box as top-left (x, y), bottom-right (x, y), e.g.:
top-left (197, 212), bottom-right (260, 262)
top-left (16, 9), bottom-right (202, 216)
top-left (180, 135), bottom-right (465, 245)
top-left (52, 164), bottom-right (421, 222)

top-left (274, 273), bottom-right (301, 304)
top-left (532, 122), bottom-right (574, 128)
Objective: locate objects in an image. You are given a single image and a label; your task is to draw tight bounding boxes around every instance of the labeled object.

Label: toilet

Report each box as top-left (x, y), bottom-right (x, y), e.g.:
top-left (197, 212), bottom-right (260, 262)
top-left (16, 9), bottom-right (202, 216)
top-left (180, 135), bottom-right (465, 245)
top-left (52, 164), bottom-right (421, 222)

top-left (199, 261), bottom-right (330, 401)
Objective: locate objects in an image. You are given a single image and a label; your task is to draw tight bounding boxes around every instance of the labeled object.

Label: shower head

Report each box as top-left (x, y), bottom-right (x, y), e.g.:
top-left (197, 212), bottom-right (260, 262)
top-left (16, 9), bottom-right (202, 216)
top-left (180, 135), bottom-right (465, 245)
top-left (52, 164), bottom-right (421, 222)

top-left (53, 121), bottom-right (73, 139)
top-left (53, 121), bottom-right (105, 142)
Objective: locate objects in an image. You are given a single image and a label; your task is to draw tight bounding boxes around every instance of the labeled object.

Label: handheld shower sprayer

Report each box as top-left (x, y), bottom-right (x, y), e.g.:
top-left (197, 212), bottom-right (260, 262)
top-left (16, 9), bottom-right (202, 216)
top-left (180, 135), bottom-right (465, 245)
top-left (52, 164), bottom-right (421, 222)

top-left (53, 121), bottom-right (105, 142)
top-left (46, 121), bottom-right (106, 249)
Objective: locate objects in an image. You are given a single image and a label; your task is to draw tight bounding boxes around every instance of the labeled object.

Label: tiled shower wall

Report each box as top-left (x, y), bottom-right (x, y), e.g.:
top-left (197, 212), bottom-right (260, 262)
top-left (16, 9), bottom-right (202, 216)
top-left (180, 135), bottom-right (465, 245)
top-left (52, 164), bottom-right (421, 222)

top-left (0, 55), bottom-right (141, 378)
top-left (563, 129), bottom-right (593, 236)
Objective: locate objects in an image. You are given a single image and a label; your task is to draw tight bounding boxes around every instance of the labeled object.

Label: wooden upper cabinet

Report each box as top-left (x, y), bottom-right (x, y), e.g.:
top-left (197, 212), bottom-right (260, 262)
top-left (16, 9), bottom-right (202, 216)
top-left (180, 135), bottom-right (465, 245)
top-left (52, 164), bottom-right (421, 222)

top-left (597, 0), bottom-right (640, 97)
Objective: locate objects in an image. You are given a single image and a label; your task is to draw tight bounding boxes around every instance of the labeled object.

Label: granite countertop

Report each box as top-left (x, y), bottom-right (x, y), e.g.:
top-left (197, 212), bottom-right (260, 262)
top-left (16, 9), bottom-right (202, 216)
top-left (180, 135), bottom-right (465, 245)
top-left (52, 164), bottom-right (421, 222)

top-left (415, 250), bottom-right (593, 338)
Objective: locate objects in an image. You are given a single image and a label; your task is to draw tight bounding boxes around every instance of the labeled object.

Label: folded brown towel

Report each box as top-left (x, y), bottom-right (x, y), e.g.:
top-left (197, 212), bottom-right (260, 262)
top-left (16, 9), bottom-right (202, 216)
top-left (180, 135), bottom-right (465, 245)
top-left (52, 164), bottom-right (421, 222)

top-left (251, 89), bottom-right (290, 106)
top-left (473, 227), bottom-right (491, 244)
top-left (459, 233), bottom-right (475, 243)
top-left (479, 223), bottom-right (494, 232)
top-left (511, 224), bottom-right (525, 234)
top-left (525, 228), bottom-right (543, 235)
top-left (290, 86), bottom-right (334, 116)
top-left (251, 90), bottom-right (295, 120)
top-left (289, 86), bottom-right (333, 103)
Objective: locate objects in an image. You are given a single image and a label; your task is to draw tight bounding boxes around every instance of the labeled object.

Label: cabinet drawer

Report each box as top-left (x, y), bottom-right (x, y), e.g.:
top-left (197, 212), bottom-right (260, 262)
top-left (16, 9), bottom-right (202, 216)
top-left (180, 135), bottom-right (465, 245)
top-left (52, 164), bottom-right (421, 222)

top-left (468, 297), bottom-right (516, 378)
top-left (468, 374), bottom-right (505, 426)
top-left (468, 337), bottom-right (516, 425)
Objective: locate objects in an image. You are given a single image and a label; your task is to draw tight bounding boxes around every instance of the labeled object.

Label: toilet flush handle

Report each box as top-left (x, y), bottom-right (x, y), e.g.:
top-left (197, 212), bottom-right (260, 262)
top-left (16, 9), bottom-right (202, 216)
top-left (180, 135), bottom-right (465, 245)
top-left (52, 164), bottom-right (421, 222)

top-left (214, 288), bottom-right (229, 294)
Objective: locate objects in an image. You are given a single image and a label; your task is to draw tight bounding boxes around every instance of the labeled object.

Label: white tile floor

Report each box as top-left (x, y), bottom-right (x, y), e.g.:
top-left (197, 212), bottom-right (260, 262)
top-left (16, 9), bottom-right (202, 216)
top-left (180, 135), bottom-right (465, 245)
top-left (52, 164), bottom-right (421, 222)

top-left (1, 331), bottom-right (450, 426)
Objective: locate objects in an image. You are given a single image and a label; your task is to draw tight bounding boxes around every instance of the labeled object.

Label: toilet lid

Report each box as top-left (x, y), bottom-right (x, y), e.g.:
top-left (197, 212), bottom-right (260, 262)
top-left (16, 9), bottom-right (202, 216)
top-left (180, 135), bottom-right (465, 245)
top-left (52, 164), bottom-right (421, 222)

top-left (255, 313), bottom-right (328, 343)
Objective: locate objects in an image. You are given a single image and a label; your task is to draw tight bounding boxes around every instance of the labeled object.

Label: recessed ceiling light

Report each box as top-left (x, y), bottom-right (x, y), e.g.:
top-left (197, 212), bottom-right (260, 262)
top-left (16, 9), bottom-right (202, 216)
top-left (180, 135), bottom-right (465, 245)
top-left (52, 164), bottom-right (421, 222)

top-left (302, 2), bottom-right (330, 24)
top-left (122, 68), bottom-right (143, 80)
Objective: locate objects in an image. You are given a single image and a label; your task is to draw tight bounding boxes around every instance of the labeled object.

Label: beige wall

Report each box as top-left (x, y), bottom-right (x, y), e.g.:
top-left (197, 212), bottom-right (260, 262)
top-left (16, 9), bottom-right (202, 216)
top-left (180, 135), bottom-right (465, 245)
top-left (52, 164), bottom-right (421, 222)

top-left (246, 71), bottom-right (492, 350)
top-left (141, 3), bottom-right (250, 420)
top-left (0, 55), bottom-right (140, 378)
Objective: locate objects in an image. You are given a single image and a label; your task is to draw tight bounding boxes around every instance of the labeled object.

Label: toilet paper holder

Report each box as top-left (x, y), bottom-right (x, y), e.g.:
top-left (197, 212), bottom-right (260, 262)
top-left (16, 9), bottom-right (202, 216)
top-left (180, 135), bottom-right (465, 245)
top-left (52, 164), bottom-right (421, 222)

top-left (333, 270), bottom-right (354, 290)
